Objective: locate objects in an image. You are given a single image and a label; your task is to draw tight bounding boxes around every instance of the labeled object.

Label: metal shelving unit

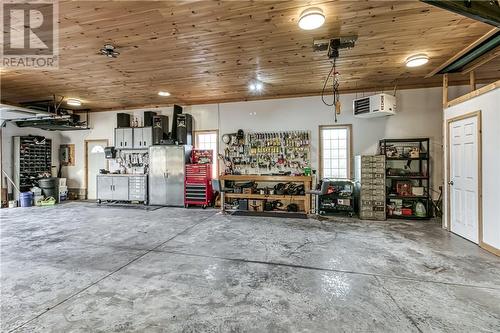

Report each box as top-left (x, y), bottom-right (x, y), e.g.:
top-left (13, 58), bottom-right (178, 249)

top-left (13, 136), bottom-right (52, 199)
top-left (379, 138), bottom-right (431, 219)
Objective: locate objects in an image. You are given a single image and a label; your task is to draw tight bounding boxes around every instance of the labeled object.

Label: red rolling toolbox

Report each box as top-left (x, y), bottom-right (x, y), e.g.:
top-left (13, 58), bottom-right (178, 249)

top-left (184, 164), bottom-right (213, 208)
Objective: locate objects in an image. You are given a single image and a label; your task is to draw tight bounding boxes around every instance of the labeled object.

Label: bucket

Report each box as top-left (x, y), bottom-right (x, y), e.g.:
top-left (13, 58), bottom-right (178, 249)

top-left (39, 177), bottom-right (59, 203)
top-left (38, 177), bottom-right (58, 188)
top-left (20, 192), bottom-right (33, 207)
top-left (8, 200), bottom-right (17, 208)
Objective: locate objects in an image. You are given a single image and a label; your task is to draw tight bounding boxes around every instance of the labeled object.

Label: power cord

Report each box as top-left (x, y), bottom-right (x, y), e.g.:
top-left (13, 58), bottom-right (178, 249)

top-left (321, 57), bottom-right (341, 123)
top-left (321, 61), bottom-right (336, 107)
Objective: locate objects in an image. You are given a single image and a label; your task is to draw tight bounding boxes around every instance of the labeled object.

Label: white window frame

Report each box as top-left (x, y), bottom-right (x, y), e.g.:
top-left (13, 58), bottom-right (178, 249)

top-left (194, 130), bottom-right (219, 179)
top-left (319, 125), bottom-right (352, 179)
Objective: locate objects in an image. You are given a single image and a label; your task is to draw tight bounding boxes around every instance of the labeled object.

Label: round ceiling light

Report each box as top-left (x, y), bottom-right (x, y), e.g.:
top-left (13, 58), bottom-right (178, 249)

top-left (66, 98), bottom-right (81, 106)
top-left (158, 91), bottom-right (171, 97)
top-left (405, 54), bottom-right (429, 67)
top-left (249, 81), bottom-right (263, 92)
top-left (298, 7), bottom-right (325, 30)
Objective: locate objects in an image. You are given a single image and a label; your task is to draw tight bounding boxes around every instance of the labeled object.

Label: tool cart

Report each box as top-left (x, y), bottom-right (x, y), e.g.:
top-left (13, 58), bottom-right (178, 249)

top-left (184, 150), bottom-right (213, 208)
top-left (318, 179), bottom-right (357, 217)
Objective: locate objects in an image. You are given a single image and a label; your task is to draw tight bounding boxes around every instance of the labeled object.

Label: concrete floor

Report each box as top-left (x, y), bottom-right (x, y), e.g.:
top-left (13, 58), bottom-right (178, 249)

top-left (1, 202), bottom-right (500, 332)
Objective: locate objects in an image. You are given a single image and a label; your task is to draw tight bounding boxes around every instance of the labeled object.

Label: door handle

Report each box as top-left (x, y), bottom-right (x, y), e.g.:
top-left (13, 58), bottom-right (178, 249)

top-left (448, 180), bottom-right (454, 186)
top-left (139, 141), bottom-right (141, 146)
top-left (144, 141), bottom-right (146, 146)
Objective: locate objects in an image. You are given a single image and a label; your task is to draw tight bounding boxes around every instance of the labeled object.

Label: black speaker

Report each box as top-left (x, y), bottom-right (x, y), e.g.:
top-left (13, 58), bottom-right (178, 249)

top-left (170, 104), bottom-right (182, 140)
top-left (152, 115), bottom-right (169, 145)
top-left (117, 113), bottom-right (130, 128)
top-left (143, 111), bottom-right (157, 127)
top-left (176, 114), bottom-right (193, 145)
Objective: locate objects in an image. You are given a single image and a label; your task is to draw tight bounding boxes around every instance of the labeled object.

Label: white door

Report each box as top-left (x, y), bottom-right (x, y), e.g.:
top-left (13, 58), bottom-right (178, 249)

top-left (87, 141), bottom-right (107, 200)
top-left (449, 115), bottom-right (479, 243)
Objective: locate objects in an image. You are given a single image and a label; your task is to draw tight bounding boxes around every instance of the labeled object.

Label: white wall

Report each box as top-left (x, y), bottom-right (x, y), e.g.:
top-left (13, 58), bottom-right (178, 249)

top-left (444, 87), bottom-right (500, 253)
top-left (1, 122), bottom-right (62, 194)
top-left (58, 86), bottom-right (447, 194)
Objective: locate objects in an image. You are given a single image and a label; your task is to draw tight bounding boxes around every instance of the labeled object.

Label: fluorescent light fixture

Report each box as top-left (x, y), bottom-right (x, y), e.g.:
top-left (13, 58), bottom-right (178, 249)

top-left (158, 91), bottom-right (171, 97)
top-left (405, 54), bottom-right (429, 67)
top-left (298, 7), bottom-right (325, 30)
top-left (67, 99), bottom-right (81, 106)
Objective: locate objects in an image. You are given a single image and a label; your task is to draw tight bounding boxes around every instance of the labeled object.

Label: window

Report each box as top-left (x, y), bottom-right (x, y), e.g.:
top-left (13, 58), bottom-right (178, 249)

top-left (320, 125), bottom-right (351, 179)
top-left (194, 131), bottom-right (218, 179)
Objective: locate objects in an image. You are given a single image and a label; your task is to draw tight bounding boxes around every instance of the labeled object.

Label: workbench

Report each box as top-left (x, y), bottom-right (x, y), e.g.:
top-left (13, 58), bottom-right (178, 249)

top-left (219, 174), bottom-right (312, 214)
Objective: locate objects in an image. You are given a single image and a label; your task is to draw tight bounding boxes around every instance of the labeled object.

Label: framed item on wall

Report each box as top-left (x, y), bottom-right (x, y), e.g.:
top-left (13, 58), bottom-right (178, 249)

top-left (60, 144), bottom-right (75, 166)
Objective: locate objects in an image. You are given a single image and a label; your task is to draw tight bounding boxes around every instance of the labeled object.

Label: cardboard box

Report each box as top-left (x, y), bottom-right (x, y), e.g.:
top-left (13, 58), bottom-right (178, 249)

top-left (242, 188), bottom-right (253, 194)
top-left (248, 200), bottom-right (264, 212)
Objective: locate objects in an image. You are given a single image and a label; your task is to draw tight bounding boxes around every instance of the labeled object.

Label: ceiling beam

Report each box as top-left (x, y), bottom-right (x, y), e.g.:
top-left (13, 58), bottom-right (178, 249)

top-left (421, 0), bottom-right (500, 27)
top-left (426, 28), bottom-right (499, 77)
top-left (460, 45), bottom-right (500, 74)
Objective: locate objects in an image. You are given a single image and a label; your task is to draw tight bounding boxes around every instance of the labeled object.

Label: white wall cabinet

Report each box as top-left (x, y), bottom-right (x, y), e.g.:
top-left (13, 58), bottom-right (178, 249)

top-left (116, 127), bottom-right (152, 149)
top-left (115, 128), bottom-right (133, 149)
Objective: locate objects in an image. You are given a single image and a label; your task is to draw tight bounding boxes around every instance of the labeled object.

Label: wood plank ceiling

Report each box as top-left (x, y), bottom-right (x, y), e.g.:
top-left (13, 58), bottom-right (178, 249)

top-left (0, 0), bottom-right (495, 111)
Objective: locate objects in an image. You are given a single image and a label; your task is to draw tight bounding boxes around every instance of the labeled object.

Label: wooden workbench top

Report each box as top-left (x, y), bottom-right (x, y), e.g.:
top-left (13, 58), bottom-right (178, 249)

top-left (219, 174), bottom-right (312, 182)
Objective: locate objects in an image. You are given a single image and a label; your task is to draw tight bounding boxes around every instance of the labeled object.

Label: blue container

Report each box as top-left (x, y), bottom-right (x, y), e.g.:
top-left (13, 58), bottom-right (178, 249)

top-left (20, 192), bottom-right (33, 207)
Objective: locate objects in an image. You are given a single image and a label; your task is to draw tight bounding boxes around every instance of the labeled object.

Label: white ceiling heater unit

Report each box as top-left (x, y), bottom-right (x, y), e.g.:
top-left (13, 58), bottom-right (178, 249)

top-left (353, 93), bottom-right (396, 118)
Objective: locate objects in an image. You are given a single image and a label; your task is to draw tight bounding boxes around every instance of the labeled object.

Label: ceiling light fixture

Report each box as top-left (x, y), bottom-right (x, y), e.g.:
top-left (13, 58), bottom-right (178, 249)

top-left (66, 99), bottom-right (81, 106)
top-left (249, 81), bottom-right (263, 92)
top-left (298, 7), bottom-right (325, 30)
top-left (158, 91), bottom-right (171, 97)
top-left (405, 54), bottom-right (429, 67)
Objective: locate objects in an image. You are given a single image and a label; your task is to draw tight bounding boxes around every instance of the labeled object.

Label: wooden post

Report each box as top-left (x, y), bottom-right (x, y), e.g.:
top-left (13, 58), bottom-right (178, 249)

top-left (220, 178), bottom-right (225, 213)
top-left (442, 74), bottom-right (449, 108)
top-left (469, 71), bottom-right (476, 92)
top-left (304, 180), bottom-right (311, 214)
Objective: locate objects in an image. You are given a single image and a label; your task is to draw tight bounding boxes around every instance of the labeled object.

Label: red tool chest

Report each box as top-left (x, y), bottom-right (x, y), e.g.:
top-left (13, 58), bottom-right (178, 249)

top-left (184, 164), bottom-right (213, 208)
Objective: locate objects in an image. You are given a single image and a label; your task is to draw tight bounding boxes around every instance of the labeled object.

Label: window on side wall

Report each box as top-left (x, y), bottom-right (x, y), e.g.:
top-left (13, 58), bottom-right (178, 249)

top-left (194, 130), bottom-right (218, 179)
top-left (319, 125), bottom-right (352, 179)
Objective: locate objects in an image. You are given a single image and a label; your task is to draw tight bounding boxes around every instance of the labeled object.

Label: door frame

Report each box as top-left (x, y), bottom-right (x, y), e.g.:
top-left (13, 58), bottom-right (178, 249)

top-left (84, 139), bottom-right (109, 198)
top-left (446, 111), bottom-right (483, 245)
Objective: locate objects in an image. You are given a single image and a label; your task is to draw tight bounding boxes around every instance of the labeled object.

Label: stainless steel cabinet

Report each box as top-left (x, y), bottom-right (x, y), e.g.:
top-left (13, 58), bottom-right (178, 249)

top-left (165, 146), bottom-right (185, 206)
top-left (97, 176), bottom-right (114, 200)
top-left (97, 175), bottom-right (147, 202)
top-left (113, 176), bottom-right (129, 201)
top-left (148, 146), bottom-right (167, 205)
top-left (115, 128), bottom-right (133, 149)
top-left (142, 127), bottom-right (152, 147)
top-left (148, 145), bottom-right (191, 206)
top-left (133, 128), bottom-right (143, 149)
top-left (132, 127), bottom-right (153, 149)
top-left (128, 175), bottom-right (147, 202)
top-left (116, 127), bottom-right (153, 150)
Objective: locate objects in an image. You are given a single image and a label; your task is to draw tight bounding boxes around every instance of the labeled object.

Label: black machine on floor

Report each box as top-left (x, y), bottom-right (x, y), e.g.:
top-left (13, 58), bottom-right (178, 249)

top-left (318, 179), bottom-right (357, 217)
